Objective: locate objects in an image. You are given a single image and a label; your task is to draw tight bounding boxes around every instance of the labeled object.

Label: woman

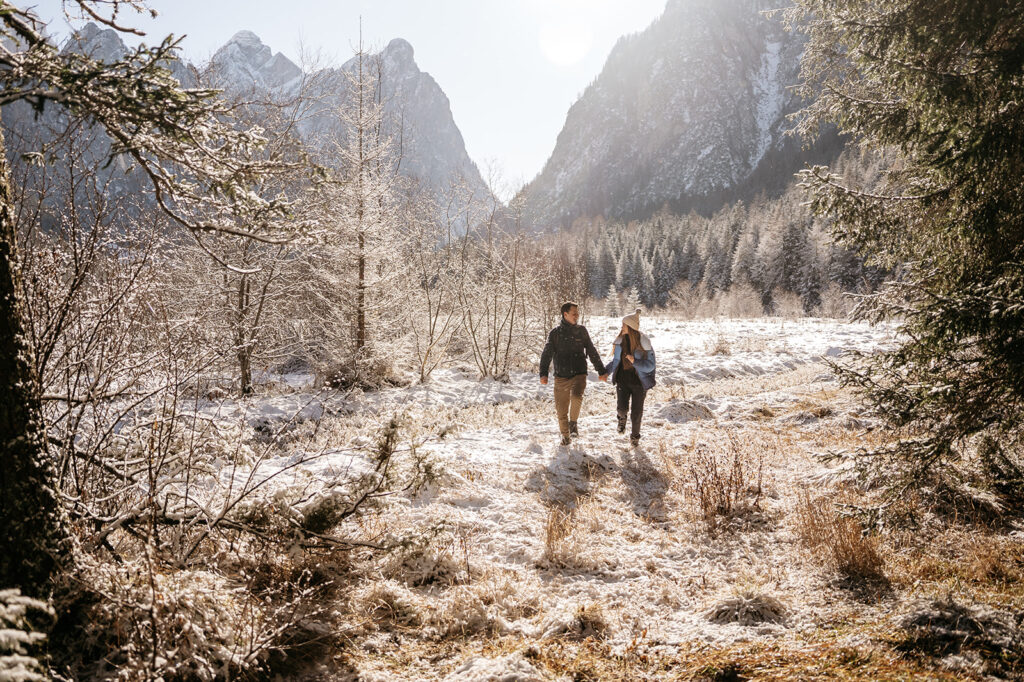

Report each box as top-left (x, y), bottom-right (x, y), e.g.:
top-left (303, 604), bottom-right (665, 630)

top-left (604, 309), bottom-right (656, 446)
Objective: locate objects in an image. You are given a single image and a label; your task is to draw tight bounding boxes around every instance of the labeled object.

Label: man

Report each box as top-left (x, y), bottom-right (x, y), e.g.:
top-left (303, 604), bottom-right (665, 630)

top-left (539, 302), bottom-right (608, 445)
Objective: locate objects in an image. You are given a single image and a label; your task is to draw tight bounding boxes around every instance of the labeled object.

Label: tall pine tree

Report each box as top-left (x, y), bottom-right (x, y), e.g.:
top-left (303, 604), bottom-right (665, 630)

top-left (790, 0), bottom-right (1024, 499)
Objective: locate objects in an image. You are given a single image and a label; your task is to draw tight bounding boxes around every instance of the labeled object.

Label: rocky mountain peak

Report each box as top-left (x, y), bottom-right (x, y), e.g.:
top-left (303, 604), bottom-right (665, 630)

top-left (302, 38), bottom-right (488, 206)
top-left (221, 30), bottom-right (272, 63)
top-left (211, 30), bottom-right (300, 90)
top-left (227, 30), bottom-right (264, 48)
top-left (63, 22), bottom-right (126, 62)
top-left (382, 38), bottom-right (416, 69)
top-left (206, 32), bottom-right (489, 211)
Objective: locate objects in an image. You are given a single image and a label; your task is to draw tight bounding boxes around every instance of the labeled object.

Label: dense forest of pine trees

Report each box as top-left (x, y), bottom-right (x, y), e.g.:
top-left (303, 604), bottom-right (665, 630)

top-left (547, 147), bottom-right (890, 317)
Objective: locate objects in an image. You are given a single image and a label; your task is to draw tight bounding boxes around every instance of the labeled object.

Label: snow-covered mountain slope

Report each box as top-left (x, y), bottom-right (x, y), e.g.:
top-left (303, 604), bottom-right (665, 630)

top-left (521, 0), bottom-right (842, 229)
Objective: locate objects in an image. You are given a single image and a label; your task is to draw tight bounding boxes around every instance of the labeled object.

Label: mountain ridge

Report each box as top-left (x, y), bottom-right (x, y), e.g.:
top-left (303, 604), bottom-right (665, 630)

top-left (520, 0), bottom-right (844, 229)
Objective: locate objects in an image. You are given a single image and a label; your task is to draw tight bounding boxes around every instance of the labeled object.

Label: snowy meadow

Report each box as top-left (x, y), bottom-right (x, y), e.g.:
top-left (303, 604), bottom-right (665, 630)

top-left (103, 314), bottom-right (1016, 680)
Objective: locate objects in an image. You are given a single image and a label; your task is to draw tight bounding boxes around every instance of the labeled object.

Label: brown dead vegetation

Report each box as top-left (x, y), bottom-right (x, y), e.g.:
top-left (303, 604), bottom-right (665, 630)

top-left (793, 492), bottom-right (887, 584)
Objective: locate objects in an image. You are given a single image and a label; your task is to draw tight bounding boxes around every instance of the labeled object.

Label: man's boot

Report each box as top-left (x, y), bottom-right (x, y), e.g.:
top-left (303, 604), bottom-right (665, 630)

top-left (560, 435), bottom-right (572, 446)
top-left (569, 421), bottom-right (579, 438)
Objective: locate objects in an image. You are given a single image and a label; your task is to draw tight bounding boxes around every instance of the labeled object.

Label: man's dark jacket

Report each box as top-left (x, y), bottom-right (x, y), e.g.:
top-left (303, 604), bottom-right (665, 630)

top-left (539, 319), bottom-right (607, 379)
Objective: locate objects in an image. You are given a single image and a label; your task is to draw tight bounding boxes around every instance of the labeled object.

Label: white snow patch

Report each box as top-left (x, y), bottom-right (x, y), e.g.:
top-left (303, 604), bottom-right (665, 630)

top-left (750, 40), bottom-right (784, 169)
top-left (442, 654), bottom-right (544, 682)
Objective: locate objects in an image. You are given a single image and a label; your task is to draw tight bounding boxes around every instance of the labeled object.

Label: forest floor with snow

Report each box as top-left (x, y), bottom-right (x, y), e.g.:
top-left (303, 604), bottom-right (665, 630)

top-left (197, 317), bottom-right (1024, 681)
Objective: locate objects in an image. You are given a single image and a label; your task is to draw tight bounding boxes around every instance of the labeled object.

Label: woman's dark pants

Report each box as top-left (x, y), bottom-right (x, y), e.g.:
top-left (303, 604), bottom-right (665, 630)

top-left (616, 381), bottom-right (647, 440)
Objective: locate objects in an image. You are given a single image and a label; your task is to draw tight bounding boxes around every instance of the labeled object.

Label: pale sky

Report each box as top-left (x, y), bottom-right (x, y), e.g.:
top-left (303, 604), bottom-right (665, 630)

top-left (29, 0), bottom-right (667, 194)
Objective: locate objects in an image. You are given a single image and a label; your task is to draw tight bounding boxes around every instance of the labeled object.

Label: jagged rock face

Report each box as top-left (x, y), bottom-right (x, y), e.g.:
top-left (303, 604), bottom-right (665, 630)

top-left (210, 30), bottom-right (302, 91)
top-left (375, 38), bottom-right (485, 198)
top-left (69, 22), bottom-right (126, 62)
top-left (209, 34), bottom-right (489, 203)
top-left (3, 24), bottom-right (488, 218)
top-left (521, 0), bottom-right (822, 229)
top-left (66, 22), bottom-right (196, 86)
top-left (293, 38), bottom-right (489, 202)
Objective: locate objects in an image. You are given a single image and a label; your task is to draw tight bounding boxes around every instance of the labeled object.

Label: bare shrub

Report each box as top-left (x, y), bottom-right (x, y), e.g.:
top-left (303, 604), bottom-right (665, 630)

top-left (376, 521), bottom-right (468, 587)
top-left (688, 436), bottom-right (764, 534)
top-left (772, 291), bottom-right (805, 318)
top-left (793, 493), bottom-right (886, 583)
top-left (573, 602), bottom-right (610, 639)
top-left (424, 569), bottom-right (543, 638)
top-left (455, 230), bottom-right (547, 382)
top-left (716, 282), bottom-right (764, 318)
top-left (72, 555), bottom-right (322, 681)
top-left (351, 580), bottom-right (423, 628)
top-left (898, 598), bottom-right (1024, 678)
top-left (536, 601), bottom-right (610, 640)
top-left (705, 328), bottom-right (731, 356)
top-left (319, 350), bottom-right (399, 390)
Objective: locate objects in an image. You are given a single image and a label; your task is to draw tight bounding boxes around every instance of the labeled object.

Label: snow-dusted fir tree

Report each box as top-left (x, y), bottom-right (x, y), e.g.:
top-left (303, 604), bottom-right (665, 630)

top-left (634, 249), bottom-right (659, 307)
top-left (588, 236), bottom-right (616, 299)
top-left (625, 287), bottom-right (642, 314)
top-left (789, 0), bottom-right (1024, 497)
top-left (0, 1), bottom-right (306, 596)
top-left (652, 247), bottom-right (676, 308)
top-left (730, 225), bottom-right (760, 289)
top-left (604, 283), bottom-right (620, 316)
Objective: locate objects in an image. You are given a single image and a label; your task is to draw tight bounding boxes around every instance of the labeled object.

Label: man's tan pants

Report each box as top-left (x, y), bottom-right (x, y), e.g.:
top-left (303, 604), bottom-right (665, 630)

top-left (553, 374), bottom-right (587, 438)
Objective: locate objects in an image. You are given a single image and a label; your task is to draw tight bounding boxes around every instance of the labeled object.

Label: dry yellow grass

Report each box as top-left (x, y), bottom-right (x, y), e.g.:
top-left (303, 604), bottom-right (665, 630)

top-left (539, 494), bottom-right (610, 571)
top-left (793, 492), bottom-right (887, 584)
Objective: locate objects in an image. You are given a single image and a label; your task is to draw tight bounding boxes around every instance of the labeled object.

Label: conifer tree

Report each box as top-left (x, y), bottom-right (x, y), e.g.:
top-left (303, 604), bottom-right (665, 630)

top-left (731, 226), bottom-right (759, 287)
top-left (604, 283), bottom-right (620, 316)
top-left (625, 287), bottom-right (642, 314)
top-left (777, 221), bottom-right (809, 295)
top-left (789, 0), bottom-right (1024, 498)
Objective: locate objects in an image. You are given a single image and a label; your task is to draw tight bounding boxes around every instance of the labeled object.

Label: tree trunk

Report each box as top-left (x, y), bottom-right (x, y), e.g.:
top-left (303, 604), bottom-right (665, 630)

top-left (238, 346), bottom-right (253, 396)
top-left (236, 274), bottom-right (253, 395)
top-left (0, 114), bottom-right (69, 596)
top-left (357, 231), bottom-right (365, 351)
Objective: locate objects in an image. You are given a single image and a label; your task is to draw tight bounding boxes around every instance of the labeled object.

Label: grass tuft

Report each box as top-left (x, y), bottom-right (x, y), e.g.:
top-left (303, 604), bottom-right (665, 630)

top-left (794, 492), bottom-right (887, 584)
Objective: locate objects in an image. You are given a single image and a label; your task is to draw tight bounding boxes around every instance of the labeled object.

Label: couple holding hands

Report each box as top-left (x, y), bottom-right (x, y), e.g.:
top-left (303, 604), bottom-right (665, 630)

top-left (539, 302), bottom-right (656, 447)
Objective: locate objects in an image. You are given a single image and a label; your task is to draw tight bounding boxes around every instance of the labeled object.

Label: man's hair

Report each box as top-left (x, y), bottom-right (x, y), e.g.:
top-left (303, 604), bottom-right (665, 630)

top-left (560, 301), bottom-right (579, 315)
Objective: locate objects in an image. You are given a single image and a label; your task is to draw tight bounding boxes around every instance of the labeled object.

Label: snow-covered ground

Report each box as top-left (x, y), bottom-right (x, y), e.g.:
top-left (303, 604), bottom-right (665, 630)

top-left (209, 316), bottom-right (893, 424)
top-left (197, 317), bottom-right (898, 679)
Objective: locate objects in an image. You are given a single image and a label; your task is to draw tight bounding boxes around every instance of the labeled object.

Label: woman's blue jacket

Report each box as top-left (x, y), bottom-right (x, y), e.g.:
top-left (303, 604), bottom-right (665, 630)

top-left (604, 333), bottom-right (657, 391)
